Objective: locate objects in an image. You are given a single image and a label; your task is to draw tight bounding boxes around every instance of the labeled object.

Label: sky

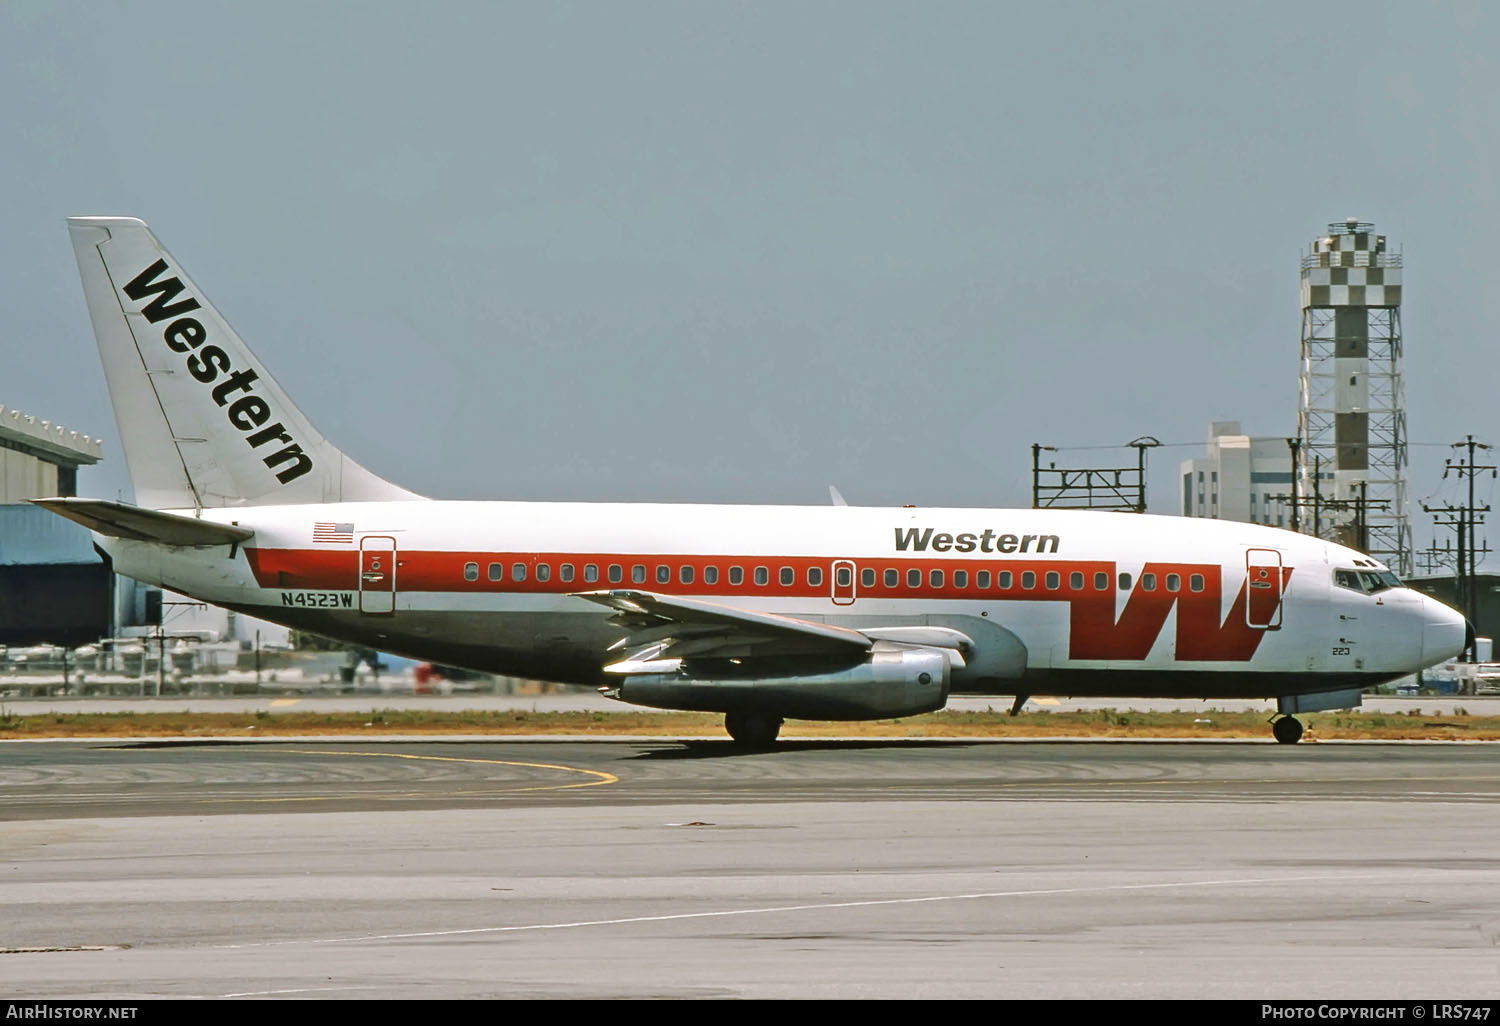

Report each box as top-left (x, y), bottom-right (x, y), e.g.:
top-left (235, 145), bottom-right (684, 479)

top-left (3, 1), bottom-right (1497, 565)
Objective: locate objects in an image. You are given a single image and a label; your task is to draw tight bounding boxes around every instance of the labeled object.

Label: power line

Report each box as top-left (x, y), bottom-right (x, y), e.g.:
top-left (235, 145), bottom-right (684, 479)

top-left (1031, 439), bottom-right (1160, 513)
top-left (1420, 435), bottom-right (1496, 659)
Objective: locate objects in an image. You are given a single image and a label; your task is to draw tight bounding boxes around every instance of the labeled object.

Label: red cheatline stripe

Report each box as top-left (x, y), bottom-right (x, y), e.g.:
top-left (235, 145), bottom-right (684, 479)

top-left (245, 548), bottom-right (1236, 601)
top-left (243, 549), bottom-right (1286, 662)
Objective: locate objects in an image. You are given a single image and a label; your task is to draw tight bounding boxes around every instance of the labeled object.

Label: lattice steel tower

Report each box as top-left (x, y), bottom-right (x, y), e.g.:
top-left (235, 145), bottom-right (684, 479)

top-left (1297, 218), bottom-right (1412, 573)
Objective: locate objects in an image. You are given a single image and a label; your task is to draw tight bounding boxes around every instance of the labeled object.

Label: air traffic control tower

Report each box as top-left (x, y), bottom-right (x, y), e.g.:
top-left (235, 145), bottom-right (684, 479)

top-left (1296, 218), bottom-right (1412, 574)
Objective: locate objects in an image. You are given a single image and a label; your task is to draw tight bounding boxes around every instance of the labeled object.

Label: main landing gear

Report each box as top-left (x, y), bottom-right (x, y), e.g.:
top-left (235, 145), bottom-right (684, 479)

top-left (724, 711), bottom-right (783, 749)
top-left (1271, 715), bottom-right (1304, 745)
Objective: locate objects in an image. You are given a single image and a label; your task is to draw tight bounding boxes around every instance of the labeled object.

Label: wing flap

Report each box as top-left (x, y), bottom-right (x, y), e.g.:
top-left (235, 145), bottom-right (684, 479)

top-left (575, 591), bottom-right (978, 676)
top-left (574, 589), bottom-right (873, 668)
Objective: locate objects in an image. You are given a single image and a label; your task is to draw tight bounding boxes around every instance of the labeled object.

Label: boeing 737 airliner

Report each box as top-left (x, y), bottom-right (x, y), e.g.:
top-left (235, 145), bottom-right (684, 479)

top-left (36, 217), bottom-right (1467, 745)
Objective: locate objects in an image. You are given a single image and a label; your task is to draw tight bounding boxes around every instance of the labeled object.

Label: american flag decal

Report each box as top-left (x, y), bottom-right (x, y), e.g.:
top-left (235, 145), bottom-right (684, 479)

top-left (313, 522), bottom-right (354, 543)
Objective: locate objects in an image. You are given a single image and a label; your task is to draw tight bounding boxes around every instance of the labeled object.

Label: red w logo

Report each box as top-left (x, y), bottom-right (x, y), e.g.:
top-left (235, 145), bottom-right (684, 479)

top-left (1066, 562), bottom-right (1293, 662)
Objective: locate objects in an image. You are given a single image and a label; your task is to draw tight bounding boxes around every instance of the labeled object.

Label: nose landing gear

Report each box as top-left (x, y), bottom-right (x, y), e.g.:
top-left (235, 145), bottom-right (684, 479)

top-left (1271, 715), bottom-right (1304, 745)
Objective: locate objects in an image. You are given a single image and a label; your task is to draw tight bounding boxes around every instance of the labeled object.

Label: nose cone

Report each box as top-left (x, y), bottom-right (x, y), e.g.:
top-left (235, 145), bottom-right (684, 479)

top-left (1419, 594), bottom-right (1468, 666)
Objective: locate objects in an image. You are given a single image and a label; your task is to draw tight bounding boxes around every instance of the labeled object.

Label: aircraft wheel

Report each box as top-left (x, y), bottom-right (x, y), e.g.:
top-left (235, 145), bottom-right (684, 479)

top-left (1272, 715), bottom-right (1304, 745)
top-left (724, 711), bottom-right (783, 748)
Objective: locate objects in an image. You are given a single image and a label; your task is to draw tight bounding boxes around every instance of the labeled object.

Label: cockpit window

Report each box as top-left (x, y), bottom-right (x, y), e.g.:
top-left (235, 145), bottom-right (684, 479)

top-left (1336, 568), bottom-right (1404, 594)
top-left (1362, 570), bottom-right (1402, 593)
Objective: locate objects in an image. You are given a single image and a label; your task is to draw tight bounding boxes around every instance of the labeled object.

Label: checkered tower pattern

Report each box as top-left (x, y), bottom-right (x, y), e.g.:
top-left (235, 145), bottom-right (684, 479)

top-left (1296, 221), bottom-right (1412, 575)
top-left (1300, 230), bottom-right (1403, 308)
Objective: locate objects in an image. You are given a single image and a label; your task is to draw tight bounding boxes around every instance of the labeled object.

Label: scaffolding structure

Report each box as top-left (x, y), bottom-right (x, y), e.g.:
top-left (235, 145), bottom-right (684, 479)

top-left (1296, 219), bottom-right (1412, 574)
top-left (1031, 439), bottom-right (1159, 513)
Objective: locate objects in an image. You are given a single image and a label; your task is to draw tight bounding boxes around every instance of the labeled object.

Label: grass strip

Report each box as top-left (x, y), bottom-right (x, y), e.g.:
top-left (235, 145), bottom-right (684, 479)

top-left (3, 707), bottom-right (1499, 741)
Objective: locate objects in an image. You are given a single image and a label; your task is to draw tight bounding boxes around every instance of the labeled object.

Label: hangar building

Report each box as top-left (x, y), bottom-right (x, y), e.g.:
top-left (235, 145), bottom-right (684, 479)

top-left (0, 405), bottom-right (113, 646)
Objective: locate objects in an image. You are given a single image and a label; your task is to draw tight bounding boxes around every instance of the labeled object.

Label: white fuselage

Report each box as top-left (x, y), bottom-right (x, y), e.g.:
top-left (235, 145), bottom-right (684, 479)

top-left (99, 500), bottom-right (1466, 699)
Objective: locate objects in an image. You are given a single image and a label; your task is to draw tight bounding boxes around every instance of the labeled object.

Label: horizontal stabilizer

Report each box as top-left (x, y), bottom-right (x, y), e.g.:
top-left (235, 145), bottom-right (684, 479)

top-left (30, 498), bottom-right (254, 547)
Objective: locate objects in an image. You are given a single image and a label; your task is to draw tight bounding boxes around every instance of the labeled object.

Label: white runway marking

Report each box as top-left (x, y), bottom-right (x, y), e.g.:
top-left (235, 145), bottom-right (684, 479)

top-left (220, 986), bottom-right (385, 997)
top-left (206, 873), bottom-right (1384, 950)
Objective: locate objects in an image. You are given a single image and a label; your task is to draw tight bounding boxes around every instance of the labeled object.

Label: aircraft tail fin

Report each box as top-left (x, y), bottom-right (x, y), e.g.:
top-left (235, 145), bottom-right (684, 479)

top-left (66, 216), bottom-right (424, 510)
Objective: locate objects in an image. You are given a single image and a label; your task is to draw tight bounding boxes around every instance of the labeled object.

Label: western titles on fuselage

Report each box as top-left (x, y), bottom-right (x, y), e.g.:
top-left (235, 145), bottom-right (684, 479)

top-left (895, 527), bottom-right (1061, 553)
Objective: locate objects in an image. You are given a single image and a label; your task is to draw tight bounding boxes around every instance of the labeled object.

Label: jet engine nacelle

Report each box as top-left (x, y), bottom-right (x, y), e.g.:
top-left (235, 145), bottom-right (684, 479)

top-left (610, 643), bottom-right (953, 720)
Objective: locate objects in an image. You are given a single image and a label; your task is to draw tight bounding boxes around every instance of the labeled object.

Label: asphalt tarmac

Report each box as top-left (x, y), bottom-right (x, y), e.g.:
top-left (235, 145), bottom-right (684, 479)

top-left (2, 738), bottom-right (1499, 999)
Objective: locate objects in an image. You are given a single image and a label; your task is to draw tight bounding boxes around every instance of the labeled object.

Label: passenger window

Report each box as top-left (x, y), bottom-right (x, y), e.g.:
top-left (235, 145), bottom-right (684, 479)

top-left (836, 567), bottom-right (852, 587)
top-left (1070, 572), bottom-right (1083, 590)
top-left (704, 566), bottom-right (719, 585)
top-left (512, 563), bottom-right (527, 582)
top-left (584, 563), bottom-right (599, 583)
top-left (607, 564), bottom-right (623, 584)
top-left (1118, 572), bottom-right (1132, 591)
top-left (559, 563), bottom-right (574, 583)
top-left (861, 568), bottom-right (875, 588)
top-left (729, 566), bottom-right (744, 585)
top-left (1165, 573), bottom-right (1179, 592)
top-left (954, 570), bottom-right (968, 589)
top-left (632, 564), bottom-right (646, 584)
top-left (1190, 573), bottom-right (1204, 592)
top-left (907, 568), bottom-right (920, 588)
top-left (536, 563), bottom-right (551, 583)
top-left (780, 567), bottom-right (794, 586)
top-left (977, 570), bottom-right (991, 589)
top-left (754, 566), bottom-right (769, 586)
top-left (656, 565), bottom-right (670, 584)
top-left (885, 568), bottom-right (898, 588)
top-left (1045, 571), bottom-right (1060, 590)
top-left (464, 562), bottom-right (479, 582)
top-left (998, 571), bottom-right (1012, 589)
top-left (1142, 573), bottom-right (1156, 592)
top-left (1021, 571), bottom-right (1036, 589)
top-left (1094, 572), bottom-right (1108, 591)
top-left (488, 562), bottom-right (503, 582)
top-left (809, 567), bottom-right (824, 587)
top-left (680, 565), bottom-right (694, 584)
top-left (930, 569), bottom-right (944, 588)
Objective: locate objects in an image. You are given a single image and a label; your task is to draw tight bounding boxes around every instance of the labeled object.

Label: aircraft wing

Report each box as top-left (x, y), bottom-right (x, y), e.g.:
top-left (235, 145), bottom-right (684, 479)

top-left (573, 589), bottom-right (973, 674)
top-left (572, 589), bottom-right (873, 672)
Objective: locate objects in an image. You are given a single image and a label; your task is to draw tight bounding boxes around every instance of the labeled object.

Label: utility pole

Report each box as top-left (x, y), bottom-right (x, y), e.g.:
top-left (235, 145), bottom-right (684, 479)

top-left (1127, 437), bottom-right (1161, 513)
top-left (1311, 454), bottom-right (1321, 538)
top-left (1286, 437), bottom-right (1302, 532)
top-left (1357, 481), bottom-right (1369, 552)
top-left (1031, 440), bottom-right (1157, 512)
top-left (1031, 444), bottom-right (1051, 509)
top-left (1422, 435), bottom-right (1495, 659)
top-left (1415, 539), bottom-right (1458, 576)
top-left (1272, 485), bottom-right (1389, 553)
